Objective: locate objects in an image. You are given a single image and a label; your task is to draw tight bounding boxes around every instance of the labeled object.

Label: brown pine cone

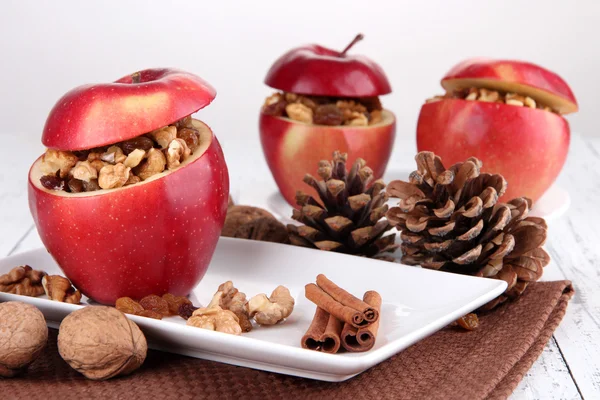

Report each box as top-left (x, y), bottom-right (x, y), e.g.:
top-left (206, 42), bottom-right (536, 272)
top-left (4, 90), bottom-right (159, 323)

top-left (288, 151), bottom-right (396, 259)
top-left (386, 152), bottom-right (550, 310)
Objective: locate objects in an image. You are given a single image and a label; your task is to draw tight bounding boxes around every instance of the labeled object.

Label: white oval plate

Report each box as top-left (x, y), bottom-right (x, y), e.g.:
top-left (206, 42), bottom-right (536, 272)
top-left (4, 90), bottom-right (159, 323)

top-left (0, 238), bottom-right (505, 382)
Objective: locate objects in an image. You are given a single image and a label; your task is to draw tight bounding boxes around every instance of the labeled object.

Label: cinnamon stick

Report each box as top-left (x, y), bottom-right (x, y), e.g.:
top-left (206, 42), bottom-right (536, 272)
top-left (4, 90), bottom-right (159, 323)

top-left (341, 291), bottom-right (382, 352)
top-left (301, 307), bottom-right (343, 353)
top-left (305, 283), bottom-right (367, 328)
top-left (316, 274), bottom-right (379, 324)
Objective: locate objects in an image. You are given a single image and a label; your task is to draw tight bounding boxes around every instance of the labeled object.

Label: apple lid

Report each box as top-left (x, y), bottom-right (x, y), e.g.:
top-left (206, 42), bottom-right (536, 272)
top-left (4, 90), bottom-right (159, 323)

top-left (42, 68), bottom-right (216, 151)
top-left (264, 34), bottom-right (392, 97)
top-left (441, 58), bottom-right (577, 114)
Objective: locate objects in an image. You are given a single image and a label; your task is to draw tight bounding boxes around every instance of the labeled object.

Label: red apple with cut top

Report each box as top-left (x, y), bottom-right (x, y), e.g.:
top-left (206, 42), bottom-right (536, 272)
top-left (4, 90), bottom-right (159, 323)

top-left (260, 34), bottom-right (396, 206)
top-left (417, 58), bottom-right (577, 202)
top-left (28, 68), bottom-right (229, 305)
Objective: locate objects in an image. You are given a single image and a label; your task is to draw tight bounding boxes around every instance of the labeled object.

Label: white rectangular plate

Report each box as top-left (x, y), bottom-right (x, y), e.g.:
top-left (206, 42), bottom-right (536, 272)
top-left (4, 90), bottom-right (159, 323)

top-left (0, 237), bottom-right (506, 381)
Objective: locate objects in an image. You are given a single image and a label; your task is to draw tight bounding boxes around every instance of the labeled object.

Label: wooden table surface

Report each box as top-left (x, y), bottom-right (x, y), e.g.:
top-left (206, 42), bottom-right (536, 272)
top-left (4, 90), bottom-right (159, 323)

top-left (1, 131), bottom-right (599, 399)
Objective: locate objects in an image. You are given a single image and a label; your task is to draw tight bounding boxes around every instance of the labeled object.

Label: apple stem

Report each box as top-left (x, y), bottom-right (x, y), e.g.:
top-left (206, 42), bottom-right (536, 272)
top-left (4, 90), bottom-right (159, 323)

top-left (340, 33), bottom-right (364, 56)
top-left (131, 72), bottom-right (141, 84)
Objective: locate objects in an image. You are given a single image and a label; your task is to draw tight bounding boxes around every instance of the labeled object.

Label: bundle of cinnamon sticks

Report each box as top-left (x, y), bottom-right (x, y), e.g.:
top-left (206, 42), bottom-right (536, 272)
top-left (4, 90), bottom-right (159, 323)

top-left (302, 274), bottom-right (382, 353)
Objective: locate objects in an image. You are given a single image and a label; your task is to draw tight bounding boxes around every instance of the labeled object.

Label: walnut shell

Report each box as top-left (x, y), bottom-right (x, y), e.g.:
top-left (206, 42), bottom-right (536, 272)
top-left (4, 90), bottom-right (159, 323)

top-left (0, 301), bottom-right (48, 377)
top-left (57, 306), bottom-right (147, 380)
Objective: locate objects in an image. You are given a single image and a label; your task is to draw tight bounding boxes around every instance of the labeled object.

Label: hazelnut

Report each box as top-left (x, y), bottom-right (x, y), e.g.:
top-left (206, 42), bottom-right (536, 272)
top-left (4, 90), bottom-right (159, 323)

top-left (0, 301), bottom-right (48, 377)
top-left (57, 306), bottom-right (147, 380)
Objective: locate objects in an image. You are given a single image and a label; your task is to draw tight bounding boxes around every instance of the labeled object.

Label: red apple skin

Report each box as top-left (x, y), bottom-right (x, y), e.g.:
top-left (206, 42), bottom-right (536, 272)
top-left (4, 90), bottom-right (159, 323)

top-left (441, 58), bottom-right (578, 114)
top-left (28, 129), bottom-right (229, 305)
top-left (260, 112), bottom-right (396, 206)
top-left (264, 44), bottom-right (391, 97)
top-left (42, 68), bottom-right (217, 151)
top-left (416, 99), bottom-right (570, 202)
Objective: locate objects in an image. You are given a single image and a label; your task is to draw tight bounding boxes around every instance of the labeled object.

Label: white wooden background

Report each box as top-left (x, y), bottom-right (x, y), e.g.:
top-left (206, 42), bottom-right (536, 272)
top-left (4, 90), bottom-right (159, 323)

top-left (1, 130), bottom-right (599, 399)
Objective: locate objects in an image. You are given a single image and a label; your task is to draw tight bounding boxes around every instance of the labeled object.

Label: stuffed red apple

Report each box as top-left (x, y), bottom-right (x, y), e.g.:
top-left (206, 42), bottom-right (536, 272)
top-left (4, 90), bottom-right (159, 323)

top-left (417, 58), bottom-right (577, 202)
top-left (260, 34), bottom-right (396, 206)
top-left (28, 68), bottom-right (229, 305)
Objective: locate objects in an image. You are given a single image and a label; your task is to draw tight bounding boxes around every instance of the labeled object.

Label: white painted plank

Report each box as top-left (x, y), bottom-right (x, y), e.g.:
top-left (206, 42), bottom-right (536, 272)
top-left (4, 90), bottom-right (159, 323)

top-left (9, 224), bottom-right (41, 255)
top-left (512, 337), bottom-right (581, 400)
top-left (540, 135), bottom-right (600, 398)
top-left (0, 133), bottom-right (43, 257)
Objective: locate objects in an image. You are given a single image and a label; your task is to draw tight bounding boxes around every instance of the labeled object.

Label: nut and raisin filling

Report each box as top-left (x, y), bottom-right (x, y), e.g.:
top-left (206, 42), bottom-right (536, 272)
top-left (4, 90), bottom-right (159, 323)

top-left (262, 92), bottom-right (384, 126)
top-left (39, 115), bottom-right (202, 193)
top-left (426, 87), bottom-right (559, 113)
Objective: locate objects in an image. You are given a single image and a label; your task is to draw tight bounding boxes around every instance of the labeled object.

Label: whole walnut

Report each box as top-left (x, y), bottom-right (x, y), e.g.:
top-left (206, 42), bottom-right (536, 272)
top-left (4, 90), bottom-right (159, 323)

top-left (0, 302), bottom-right (48, 377)
top-left (57, 306), bottom-right (147, 380)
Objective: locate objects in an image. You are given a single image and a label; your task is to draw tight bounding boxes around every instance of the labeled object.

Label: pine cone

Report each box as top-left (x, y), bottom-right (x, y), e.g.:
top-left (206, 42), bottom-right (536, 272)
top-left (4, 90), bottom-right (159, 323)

top-left (386, 152), bottom-right (550, 310)
top-left (288, 151), bottom-right (396, 259)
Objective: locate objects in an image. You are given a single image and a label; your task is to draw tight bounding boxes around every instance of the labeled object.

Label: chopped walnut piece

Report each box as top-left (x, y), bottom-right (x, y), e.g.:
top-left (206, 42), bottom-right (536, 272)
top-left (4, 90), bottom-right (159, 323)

top-left (101, 145), bottom-right (127, 164)
top-left (264, 93), bottom-right (283, 107)
top-left (187, 306), bottom-right (242, 335)
top-left (369, 110), bottom-right (383, 125)
top-left (506, 93), bottom-right (526, 107)
top-left (42, 275), bottom-right (81, 304)
top-left (124, 148), bottom-right (146, 168)
top-left (0, 265), bottom-right (46, 296)
top-left (124, 173), bottom-right (141, 186)
top-left (478, 88), bottom-right (499, 102)
top-left (524, 96), bottom-right (537, 108)
top-left (247, 285), bottom-right (294, 325)
top-left (87, 152), bottom-right (102, 162)
top-left (89, 159), bottom-right (107, 173)
top-left (465, 88), bottom-right (479, 101)
top-left (98, 163), bottom-right (131, 189)
top-left (345, 112), bottom-right (368, 126)
top-left (166, 138), bottom-right (191, 170)
top-left (41, 149), bottom-right (78, 178)
top-left (285, 103), bottom-right (313, 124)
top-left (70, 161), bottom-right (98, 182)
top-left (149, 126), bottom-right (177, 149)
top-left (208, 281), bottom-right (252, 332)
top-left (285, 92), bottom-right (299, 103)
top-left (135, 148), bottom-right (166, 180)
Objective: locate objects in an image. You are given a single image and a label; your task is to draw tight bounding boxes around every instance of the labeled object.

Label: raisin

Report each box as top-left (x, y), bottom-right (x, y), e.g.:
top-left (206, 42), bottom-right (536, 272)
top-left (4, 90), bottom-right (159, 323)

top-left (162, 293), bottom-right (192, 316)
top-left (115, 297), bottom-right (144, 315)
top-left (361, 96), bottom-right (382, 111)
top-left (299, 96), bottom-right (318, 110)
top-left (139, 294), bottom-right (169, 316)
top-left (135, 309), bottom-right (163, 320)
top-left (72, 150), bottom-right (90, 161)
top-left (313, 104), bottom-right (344, 126)
top-left (40, 174), bottom-right (65, 191)
top-left (68, 178), bottom-right (84, 193)
top-left (177, 128), bottom-right (200, 152)
top-left (83, 179), bottom-right (100, 192)
top-left (178, 302), bottom-right (198, 320)
top-left (263, 99), bottom-right (287, 116)
top-left (121, 137), bottom-right (154, 155)
top-left (456, 313), bottom-right (479, 331)
top-left (175, 115), bottom-right (194, 129)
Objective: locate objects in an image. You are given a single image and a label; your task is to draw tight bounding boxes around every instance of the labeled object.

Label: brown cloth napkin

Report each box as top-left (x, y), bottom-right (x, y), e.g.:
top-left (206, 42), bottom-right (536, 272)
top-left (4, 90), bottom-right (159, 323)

top-left (1, 280), bottom-right (573, 400)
